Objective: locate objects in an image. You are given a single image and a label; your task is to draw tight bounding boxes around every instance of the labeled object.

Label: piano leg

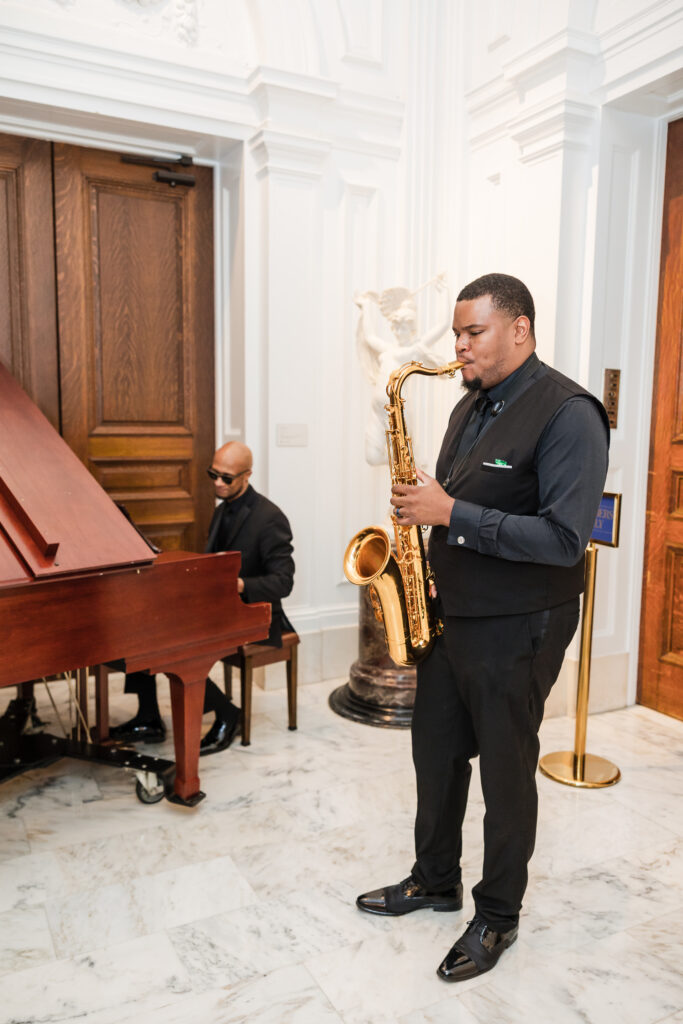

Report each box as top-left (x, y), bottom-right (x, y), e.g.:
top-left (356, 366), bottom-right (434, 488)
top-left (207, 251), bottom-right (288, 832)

top-left (74, 667), bottom-right (89, 741)
top-left (167, 673), bottom-right (206, 806)
top-left (94, 664), bottom-right (110, 741)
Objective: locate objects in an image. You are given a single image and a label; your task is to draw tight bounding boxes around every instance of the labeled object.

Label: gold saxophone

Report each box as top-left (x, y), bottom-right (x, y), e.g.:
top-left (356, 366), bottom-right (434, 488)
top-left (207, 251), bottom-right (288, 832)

top-left (343, 358), bottom-right (464, 666)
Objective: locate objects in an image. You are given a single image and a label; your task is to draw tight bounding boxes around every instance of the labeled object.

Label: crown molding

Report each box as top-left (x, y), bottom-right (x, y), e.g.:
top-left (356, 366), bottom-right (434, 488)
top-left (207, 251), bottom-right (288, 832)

top-left (249, 128), bottom-right (330, 180)
top-left (508, 97), bottom-right (599, 164)
top-left (0, 24), bottom-right (257, 138)
top-left (502, 28), bottom-right (600, 93)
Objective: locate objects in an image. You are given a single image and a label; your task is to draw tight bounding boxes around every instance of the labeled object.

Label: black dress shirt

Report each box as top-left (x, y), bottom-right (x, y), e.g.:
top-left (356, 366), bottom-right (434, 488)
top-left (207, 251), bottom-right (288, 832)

top-left (447, 353), bottom-right (609, 567)
top-left (214, 487), bottom-right (251, 553)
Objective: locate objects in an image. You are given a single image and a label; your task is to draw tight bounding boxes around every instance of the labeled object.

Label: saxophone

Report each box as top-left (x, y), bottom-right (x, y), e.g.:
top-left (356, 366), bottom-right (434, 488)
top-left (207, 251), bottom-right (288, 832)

top-left (343, 358), bottom-right (464, 666)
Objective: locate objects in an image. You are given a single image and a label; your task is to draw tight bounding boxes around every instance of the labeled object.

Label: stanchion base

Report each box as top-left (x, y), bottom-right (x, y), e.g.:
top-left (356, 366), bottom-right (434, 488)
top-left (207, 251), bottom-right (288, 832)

top-left (539, 750), bottom-right (620, 788)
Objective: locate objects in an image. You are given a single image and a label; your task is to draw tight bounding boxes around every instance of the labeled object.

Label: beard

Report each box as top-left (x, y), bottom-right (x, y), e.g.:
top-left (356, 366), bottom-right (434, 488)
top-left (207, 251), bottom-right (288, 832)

top-left (462, 376), bottom-right (483, 393)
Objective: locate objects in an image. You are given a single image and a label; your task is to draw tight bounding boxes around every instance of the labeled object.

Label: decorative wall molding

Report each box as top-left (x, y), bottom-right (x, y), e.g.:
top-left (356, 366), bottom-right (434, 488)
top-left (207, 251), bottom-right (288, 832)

top-left (248, 128), bottom-right (330, 180)
top-left (50, 0), bottom-right (198, 45)
top-left (0, 24), bottom-right (240, 91)
top-left (335, 88), bottom-right (403, 159)
top-left (337, 0), bottom-right (383, 69)
top-left (599, 0), bottom-right (683, 64)
top-left (508, 97), bottom-right (599, 164)
top-left (502, 28), bottom-right (601, 94)
top-left (247, 65), bottom-right (338, 107)
top-left (174, 0), bottom-right (198, 46)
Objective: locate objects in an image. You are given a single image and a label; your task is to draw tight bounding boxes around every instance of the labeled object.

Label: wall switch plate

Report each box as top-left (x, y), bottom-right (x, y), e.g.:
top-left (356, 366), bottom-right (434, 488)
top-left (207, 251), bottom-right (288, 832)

top-left (276, 423), bottom-right (308, 447)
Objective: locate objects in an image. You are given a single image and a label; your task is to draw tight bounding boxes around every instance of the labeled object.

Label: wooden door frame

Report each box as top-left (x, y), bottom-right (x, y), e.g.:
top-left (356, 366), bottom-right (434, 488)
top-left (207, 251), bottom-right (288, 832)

top-left (636, 115), bottom-right (683, 717)
top-left (630, 111), bottom-right (683, 706)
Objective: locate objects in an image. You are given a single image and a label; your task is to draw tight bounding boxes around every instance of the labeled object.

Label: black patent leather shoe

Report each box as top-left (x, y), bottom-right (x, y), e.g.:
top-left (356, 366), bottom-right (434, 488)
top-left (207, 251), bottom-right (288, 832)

top-left (110, 717), bottom-right (166, 744)
top-left (356, 875), bottom-right (463, 917)
top-left (199, 713), bottom-right (241, 756)
top-left (437, 915), bottom-right (518, 981)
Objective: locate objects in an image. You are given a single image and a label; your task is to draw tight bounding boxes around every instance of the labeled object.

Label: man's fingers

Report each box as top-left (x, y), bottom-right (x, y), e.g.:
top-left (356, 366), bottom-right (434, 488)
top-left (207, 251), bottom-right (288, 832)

top-left (416, 467), bottom-right (434, 485)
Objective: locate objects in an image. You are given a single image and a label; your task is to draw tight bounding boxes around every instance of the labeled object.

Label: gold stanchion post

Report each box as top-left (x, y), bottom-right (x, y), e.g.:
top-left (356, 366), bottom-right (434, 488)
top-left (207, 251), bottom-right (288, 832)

top-left (539, 537), bottom-right (621, 789)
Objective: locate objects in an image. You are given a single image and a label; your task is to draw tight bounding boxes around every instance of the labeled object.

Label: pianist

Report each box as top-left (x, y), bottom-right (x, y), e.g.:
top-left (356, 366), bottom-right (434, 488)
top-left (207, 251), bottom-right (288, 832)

top-left (110, 441), bottom-right (295, 755)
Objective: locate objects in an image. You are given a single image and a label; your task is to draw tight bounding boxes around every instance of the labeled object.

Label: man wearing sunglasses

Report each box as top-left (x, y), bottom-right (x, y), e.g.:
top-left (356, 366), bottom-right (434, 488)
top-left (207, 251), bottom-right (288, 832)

top-left (111, 441), bottom-right (295, 754)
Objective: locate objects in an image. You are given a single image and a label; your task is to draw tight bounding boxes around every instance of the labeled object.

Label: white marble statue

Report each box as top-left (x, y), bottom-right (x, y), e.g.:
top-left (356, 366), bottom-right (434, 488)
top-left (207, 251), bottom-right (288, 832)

top-left (354, 272), bottom-right (451, 466)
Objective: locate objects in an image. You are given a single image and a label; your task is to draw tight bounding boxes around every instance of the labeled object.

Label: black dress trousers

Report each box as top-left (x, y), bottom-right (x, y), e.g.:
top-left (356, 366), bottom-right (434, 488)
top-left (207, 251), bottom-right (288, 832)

top-left (411, 598), bottom-right (580, 932)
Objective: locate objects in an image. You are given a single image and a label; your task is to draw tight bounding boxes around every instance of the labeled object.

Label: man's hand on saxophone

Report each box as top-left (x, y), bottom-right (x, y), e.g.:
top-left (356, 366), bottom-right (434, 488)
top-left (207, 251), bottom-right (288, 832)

top-left (391, 468), bottom-right (455, 528)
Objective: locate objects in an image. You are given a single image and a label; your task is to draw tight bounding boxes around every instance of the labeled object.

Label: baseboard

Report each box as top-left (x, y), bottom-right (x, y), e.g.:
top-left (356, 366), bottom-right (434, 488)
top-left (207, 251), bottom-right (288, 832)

top-left (545, 651), bottom-right (630, 718)
top-left (256, 624), bottom-right (358, 690)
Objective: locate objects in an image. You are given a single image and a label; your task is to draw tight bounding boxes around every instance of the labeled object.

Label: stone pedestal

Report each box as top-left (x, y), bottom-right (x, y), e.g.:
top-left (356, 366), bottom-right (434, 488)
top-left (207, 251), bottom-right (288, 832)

top-left (329, 586), bottom-right (415, 728)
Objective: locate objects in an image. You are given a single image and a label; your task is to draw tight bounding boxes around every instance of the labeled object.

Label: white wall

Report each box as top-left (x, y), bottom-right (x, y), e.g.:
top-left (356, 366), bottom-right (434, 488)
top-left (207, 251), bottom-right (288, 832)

top-left (0, 0), bottom-right (681, 704)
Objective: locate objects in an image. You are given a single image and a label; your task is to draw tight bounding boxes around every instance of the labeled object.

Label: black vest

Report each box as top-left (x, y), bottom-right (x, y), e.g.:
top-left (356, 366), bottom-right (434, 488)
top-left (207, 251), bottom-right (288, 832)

top-left (429, 365), bottom-right (608, 616)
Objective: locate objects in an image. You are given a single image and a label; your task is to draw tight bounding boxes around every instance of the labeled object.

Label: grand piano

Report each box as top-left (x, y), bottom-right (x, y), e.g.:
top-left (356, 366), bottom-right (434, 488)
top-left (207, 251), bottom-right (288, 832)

top-left (0, 361), bottom-right (270, 805)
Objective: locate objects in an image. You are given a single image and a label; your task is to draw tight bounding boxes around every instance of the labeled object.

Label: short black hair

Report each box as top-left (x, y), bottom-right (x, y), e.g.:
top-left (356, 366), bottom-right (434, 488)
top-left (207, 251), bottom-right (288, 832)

top-left (457, 273), bottom-right (535, 336)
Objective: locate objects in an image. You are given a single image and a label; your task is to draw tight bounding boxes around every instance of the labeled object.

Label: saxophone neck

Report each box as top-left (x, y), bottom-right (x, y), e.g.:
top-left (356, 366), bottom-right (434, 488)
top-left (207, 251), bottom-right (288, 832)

top-left (387, 359), bottom-right (464, 401)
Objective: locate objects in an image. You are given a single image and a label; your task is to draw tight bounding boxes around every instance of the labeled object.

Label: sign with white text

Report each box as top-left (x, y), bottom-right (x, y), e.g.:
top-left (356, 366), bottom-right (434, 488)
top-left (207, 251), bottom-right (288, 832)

top-left (591, 492), bottom-right (621, 548)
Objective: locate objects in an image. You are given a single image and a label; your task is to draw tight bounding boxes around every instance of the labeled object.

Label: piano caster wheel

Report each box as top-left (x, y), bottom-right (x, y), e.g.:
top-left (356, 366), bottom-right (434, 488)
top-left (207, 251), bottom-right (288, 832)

top-left (135, 774), bottom-right (165, 804)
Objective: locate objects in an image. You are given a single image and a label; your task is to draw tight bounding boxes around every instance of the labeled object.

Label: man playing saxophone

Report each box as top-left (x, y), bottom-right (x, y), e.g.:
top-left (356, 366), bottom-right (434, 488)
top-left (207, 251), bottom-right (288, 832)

top-left (355, 273), bottom-right (610, 981)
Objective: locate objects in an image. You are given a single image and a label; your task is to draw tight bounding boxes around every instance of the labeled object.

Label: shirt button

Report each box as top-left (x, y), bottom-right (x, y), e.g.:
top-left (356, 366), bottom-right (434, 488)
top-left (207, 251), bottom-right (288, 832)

top-left (457, 536), bottom-right (465, 545)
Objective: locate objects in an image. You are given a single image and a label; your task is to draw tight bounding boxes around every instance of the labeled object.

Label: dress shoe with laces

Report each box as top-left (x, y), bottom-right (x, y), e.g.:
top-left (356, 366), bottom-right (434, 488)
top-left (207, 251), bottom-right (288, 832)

top-left (437, 915), bottom-right (518, 982)
top-left (356, 875), bottom-right (463, 917)
top-left (109, 717), bottom-right (166, 744)
top-left (199, 713), bottom-right (241, 756)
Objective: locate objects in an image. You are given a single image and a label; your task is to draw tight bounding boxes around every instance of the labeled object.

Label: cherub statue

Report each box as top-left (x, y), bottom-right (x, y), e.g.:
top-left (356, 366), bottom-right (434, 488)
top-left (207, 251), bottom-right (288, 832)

top-left (354, 272), bottom-right (451, 465)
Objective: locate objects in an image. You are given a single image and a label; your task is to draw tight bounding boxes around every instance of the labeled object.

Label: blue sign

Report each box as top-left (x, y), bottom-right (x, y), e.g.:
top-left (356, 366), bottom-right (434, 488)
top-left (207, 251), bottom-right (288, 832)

top-left (591, 493), bottom-right (621, 547)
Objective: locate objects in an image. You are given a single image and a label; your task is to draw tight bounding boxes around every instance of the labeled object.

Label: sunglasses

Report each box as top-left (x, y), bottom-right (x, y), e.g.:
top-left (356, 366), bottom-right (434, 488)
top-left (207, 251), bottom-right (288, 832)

top-left (207, 468), bottom-right (249, 485)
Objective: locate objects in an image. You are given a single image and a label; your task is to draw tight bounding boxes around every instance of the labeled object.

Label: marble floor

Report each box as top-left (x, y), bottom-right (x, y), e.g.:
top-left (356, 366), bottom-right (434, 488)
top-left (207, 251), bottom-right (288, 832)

top-left (0, 674), bottom-right (681, 1024)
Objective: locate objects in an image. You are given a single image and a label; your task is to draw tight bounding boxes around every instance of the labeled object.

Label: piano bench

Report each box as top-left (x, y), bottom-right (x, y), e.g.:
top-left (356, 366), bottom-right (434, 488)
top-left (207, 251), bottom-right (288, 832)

top-left (222, 630), bottom-right (300, 746)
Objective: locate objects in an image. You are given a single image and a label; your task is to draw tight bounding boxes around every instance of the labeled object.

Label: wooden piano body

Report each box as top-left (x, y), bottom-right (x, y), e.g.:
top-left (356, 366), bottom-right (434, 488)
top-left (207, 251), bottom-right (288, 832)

top-left (0, 361), bottom-right (270, 804)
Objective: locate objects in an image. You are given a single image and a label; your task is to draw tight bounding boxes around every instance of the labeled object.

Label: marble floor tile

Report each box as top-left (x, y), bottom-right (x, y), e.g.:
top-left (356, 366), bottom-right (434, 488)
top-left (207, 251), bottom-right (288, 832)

top-left (0, 905), bottom-right (55, 977)
top-left (0, 932), bottom-right (192, 1024)
top-left (20, 788), bottom-right (186, 851)
top-left (458, 929), bottom-right (683, 1024)
top-left (398, 998), bottom-right (482, 1024)
top-left (231, 815), bottom-right (417, 903)
top-left (625, 906), bottom-right (683, 975)
top-left (99, 971), bottom-right (346, 1024)
top-left (530, 796), bottom-right (678, 879)
top-left (306, 914), bottom-right (470, 1024)
top-left (0, 678), bottom-right (680, 1024)
top-left (0, 815), bottom-right (30, 863)
top-left (523, 843), bottom-right (681, 953)
top-left (46, 854), bottom-right (258, 957)
top-left (0, 850), bottom-right (69, 912)
top-left (168, 886), bottom-right (381, 992)
top-left (45, 879), bottom-right (148, 958)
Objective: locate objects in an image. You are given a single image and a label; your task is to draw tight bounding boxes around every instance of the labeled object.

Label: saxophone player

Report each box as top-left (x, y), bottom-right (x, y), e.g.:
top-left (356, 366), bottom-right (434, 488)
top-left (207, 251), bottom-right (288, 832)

top-left (356, 273), bottom-right (609, 982)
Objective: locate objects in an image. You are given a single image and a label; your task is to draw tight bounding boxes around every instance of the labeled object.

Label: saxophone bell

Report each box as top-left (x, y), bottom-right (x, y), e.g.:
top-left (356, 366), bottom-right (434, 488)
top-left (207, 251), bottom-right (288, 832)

top-left (343, 525), bottom-right (428, 666)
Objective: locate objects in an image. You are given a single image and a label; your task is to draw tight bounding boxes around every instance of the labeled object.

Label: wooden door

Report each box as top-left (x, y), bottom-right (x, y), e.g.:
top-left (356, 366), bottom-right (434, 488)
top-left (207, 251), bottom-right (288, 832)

top-left (53, 143), bottom-right (215, 552)
top-left (638, 117), bottom-right (683, 721)
top-left (0, 133), bottom-right (60, 428)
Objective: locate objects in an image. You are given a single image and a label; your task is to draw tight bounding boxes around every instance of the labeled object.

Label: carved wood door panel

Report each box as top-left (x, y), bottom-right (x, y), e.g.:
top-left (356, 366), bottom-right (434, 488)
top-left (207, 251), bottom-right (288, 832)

top-left (53, 143), bottom-right (215, 552)
top-left (638, 117), bottom-right (683, 721)
top-left (0, 133), bottom-right (60, 429)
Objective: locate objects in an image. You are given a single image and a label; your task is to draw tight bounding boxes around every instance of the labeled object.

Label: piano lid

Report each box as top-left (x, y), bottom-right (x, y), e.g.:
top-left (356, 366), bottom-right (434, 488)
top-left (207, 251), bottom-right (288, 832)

top-left (0, 361), bottom-right (155, 585)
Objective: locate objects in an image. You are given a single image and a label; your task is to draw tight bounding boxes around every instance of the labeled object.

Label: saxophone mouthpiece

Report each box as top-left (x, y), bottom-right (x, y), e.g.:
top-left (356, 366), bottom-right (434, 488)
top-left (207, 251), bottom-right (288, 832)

top-left (438, 359), bottom-right (465, 376)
